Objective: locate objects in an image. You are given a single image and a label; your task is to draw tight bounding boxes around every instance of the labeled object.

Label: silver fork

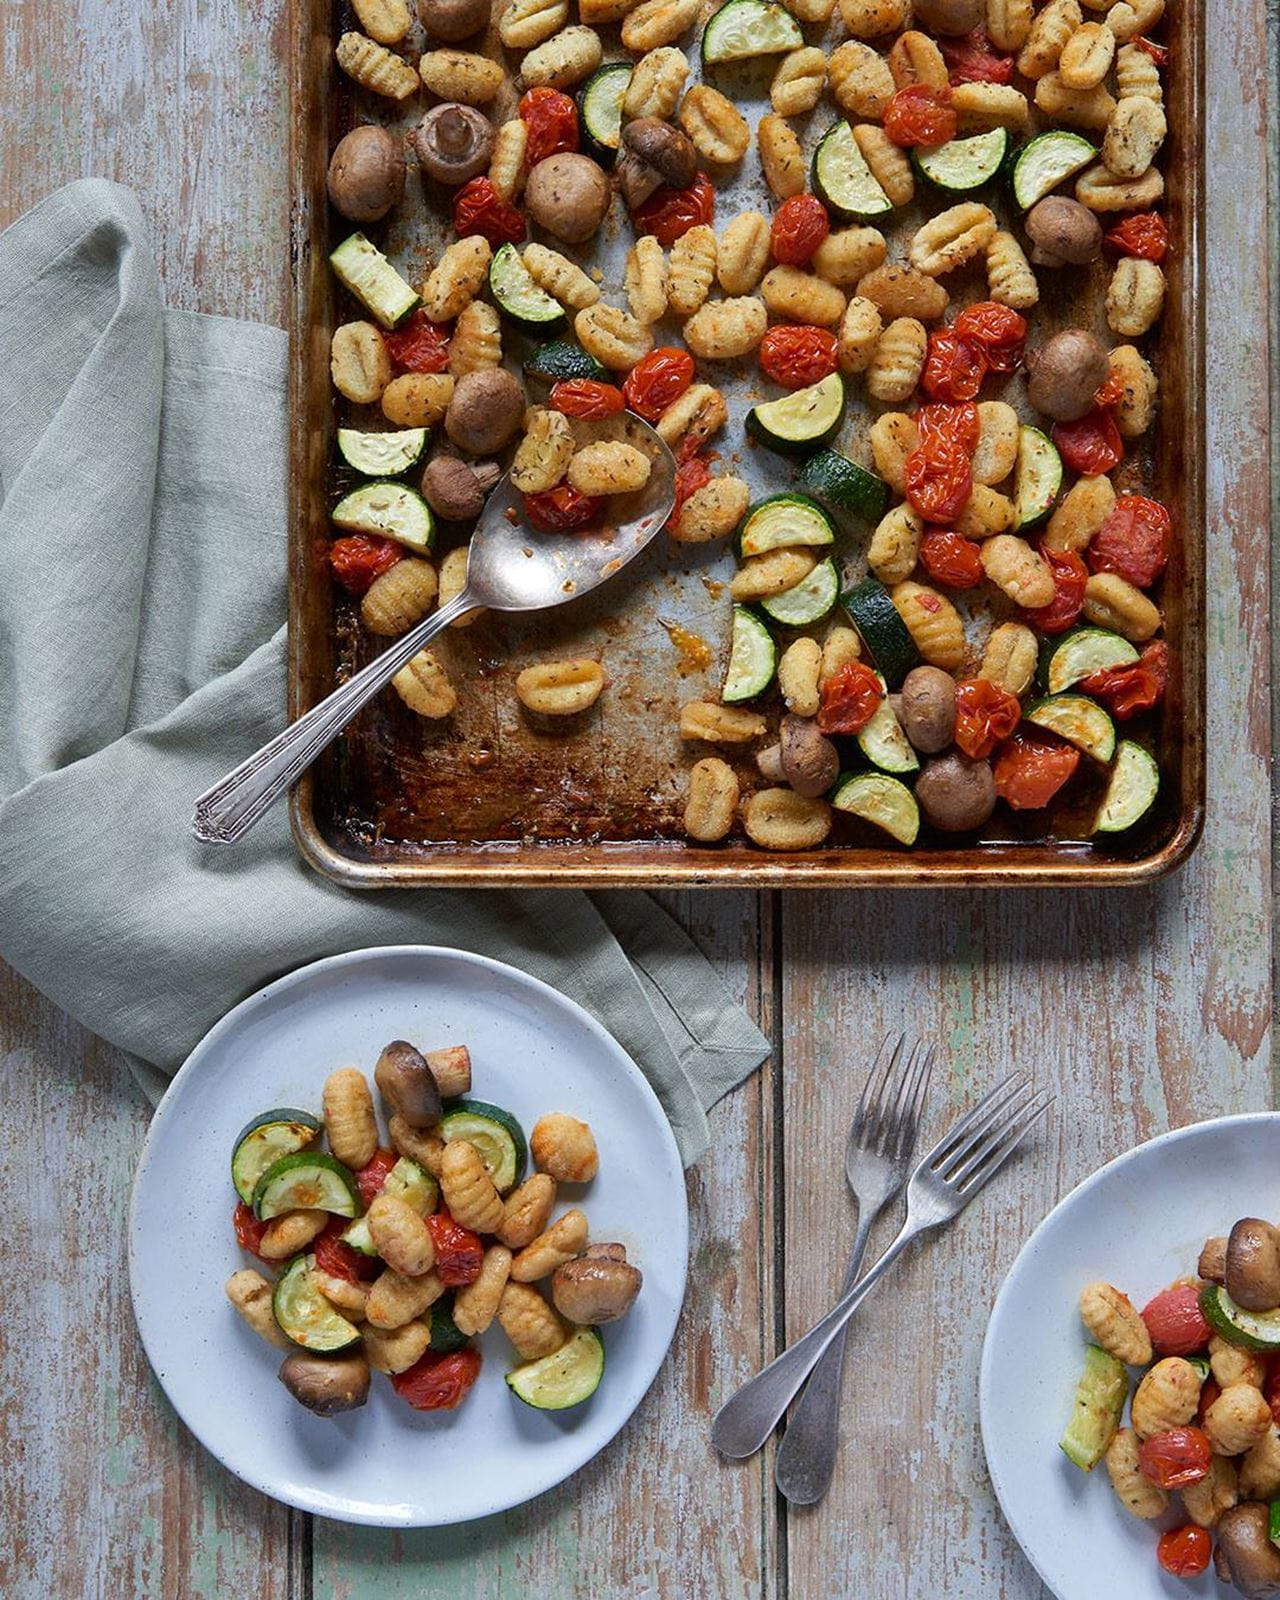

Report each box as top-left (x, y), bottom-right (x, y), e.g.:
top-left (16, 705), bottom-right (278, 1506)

top-left (712, 1074), bottom-right (1053, 1461)
top-left (774, 1035), bottom-right (935, 1506)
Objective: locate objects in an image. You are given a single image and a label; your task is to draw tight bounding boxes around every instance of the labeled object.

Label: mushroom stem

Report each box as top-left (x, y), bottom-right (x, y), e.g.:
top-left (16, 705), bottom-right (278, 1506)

top-left (437, 107), bottom-right (471, 154)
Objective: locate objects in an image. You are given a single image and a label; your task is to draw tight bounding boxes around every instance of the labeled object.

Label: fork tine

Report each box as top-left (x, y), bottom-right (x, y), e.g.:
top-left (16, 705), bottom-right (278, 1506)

top-left (953, 1092), bottom-right (1053, 1195)
top-left (888, 1042), bottom-right (933, 1159)
top-left (854, 1033), bottom-right (905, 1143)
top-left (924, 1073), bottom-right (1026, 1170)
top-left (936, 1082), bottom-right (1035, 1182)
top-left (894, 1043), bottom-right (935, 1159)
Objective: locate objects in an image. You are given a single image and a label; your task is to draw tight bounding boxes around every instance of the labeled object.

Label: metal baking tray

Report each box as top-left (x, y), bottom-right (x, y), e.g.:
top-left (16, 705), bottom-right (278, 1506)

top-left (287, 0), bottom-right (1204, 887)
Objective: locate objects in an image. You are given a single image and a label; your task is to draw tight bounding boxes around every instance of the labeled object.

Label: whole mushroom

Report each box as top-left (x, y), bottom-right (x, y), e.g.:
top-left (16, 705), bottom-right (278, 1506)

top-left (898, 666), bottom-right (957, 755)
top-left (910, 0), bottom-right (986, 34)
top-left (278, 1352), bottom-right (371, 1417)
top-left (1226, 1218), bottom-right (1280, 1313)
top-left (524, 153), bottom-right (612, 244)
top-left (616, 119), bottom-right (699, 210)
top-left (779, 714), bottom-right (840, 799)
top-left (417, 0), bottom-right (490, 41)
top-left (374, 1039), bottom-right (443, 1129)
top-left (1213, 1503), bottom-right (1280, 1598)
top-left (445, 369), bottom-right (526, 455)
top-left (422, 455), bottom-right (501, 520)
top-left (1025, 329), bottom-right (1112, 422)
top-left (1024, 197), bottom-right (1104, 268)
top-left (551, 1244), bottom-right (643, 1325)
top-left (327, 125), bottom-right (407, 222)
top-left (410, 104), bottom-right (495, 187)
top-left (916, 753), bottom-right (997, 833)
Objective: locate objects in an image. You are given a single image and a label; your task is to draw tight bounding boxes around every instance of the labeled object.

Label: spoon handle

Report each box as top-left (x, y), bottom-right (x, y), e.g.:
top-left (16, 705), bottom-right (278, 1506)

top-left (192, 590), bottom-right (473, 844)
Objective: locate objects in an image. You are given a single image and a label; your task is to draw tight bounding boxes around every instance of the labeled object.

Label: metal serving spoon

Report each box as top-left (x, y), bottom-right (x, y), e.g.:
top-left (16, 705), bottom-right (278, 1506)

top-left (192, 413), bottom-right (676, 845)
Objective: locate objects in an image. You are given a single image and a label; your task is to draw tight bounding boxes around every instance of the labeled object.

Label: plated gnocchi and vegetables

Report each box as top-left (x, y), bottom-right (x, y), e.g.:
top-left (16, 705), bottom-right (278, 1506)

top-left (225, 1039), bottom-right (640, 1418)
top-left (1063, 1217), bottom-right (1280, 1595)
top-left (323, 0), bottom-right (1175, 853)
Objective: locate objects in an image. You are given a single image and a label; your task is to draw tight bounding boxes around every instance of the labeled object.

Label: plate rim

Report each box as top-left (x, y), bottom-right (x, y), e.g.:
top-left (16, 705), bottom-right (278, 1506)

top-left (126, 942), bottom-right (690, 1527)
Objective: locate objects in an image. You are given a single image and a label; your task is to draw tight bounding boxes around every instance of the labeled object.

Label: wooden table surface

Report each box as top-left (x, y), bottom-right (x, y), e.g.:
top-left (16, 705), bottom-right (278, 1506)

top-left (2, 2), bottom-right (1274, 1596)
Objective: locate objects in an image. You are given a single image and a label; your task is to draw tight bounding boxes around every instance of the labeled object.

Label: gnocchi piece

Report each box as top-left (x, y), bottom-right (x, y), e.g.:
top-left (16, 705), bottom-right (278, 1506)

top-left (852, 125), bottom-right (915, 206)
top-left (1108, 345), bottom-right (1158, 438)
top-left (820, 626), bottom-right (862, 685)
top-left (866, 316), bottom-right (928, 403)
top-left (1034, 72), bottom-right (1117, 132)
top-left (523, 242), bottom-right (600, 309)
top-left (684, 758), bottom-right (740, 842)
top-left (624, 46), bottom-right (689, 120)
top-left (1105, 1427), bottom-right (1169, 1518)
top-left (259, 1209), bottom-right (335, 1261)
top-left (418, 49), bottom-right (505, 103)
top-left (909, 203), bottom-right (998, 278)
top-left (515, 658), bottom-right (607, 716)
top-left (1058, 21), bottom-right (1115, 87)
top-left (667, 224), bottom-right (718, 315)
top-left (972, 401), bottom-right (1020, 485)
top-left (679, 701), bottom-right (768, 743)
top-left (868, 503), bottom-right (923, 585)
top-left (812, 226), bottom-right (887, 288)
top-left (323, 1067), bottom-right (378, 1169)
top-left (950, 82), bottom-right (1031, 132)
top-left (784, 0), bottom-right (836, 19)
top-left (758, 115), bottom-right (806, 200)
top-left (717, 212), bottom-right (771, 295)
top-left (420, 236), bottom-right (492, 321)
top-left (986, 230), bottom-right (1039, 310)
top-left (452, 1246), bottom-right (513, 1336)
top-left (353, 0), bottom-right (413, 44)
top-left (828, 42), bottom-right (896, 119)
top-left (567, 440), bottom-right (652, 496)
top-left (448, 300), bottom-right (501, 378)
top-left (331, 321), bottom-right (392, 403)
top-left (891, 580), bottom-right (966, 671)
top-left (1182, 1455), bottom-right (1239, 1528)
top-left (489, 119), bottom-right (529, 202)
top-left (498, 1174), bottom-right (559, 1249)
top-left (511, 407), bottom-right (576, 493)
top-left (390, 1114), bottom-right (446, 1174)
top-left (856, 263), bottom-right (948, 322)
top-left (381, 372), bottom-right (454, 427)
top-left (519, 26), bottom-right (603, 90)
top-left (869, 412), bottom-right (920, 495)
top-left (679, 85), bottom-right (751, 164)
top-left (889, 30), bottom-right (949, 91)
top-left (580, 0), bottom-right (639, 18)
top-left (985, 0), bottom-right (1033, 51)
top-left (1205, 1384), bottom-right (1273, 1457)
top-left (731, 548), bottom-right (820, 601)
top-left (742, 788), bottom-right (833, 851)
top-left (760, 267), bottom-right (846, 328)
top-left (838, 0), bottom-right (907, 34)
top-left (837, 295), bottom-right (884, 374)
top-left (510, 1209), bottom-right (590, 1282)
top-left (439, 1137), bottom-right (506, 1232)
top-left (531, 1114), bottom-right (599, 1182)
top-left (979, 621), bottom-right (1038, 695)
top-left (1210, 1336), bottom-right (1267, 1392)
top-left (574, 303), bottom-right (654, 370)
top-left (366, 1267), bottom-right (446, 1330)
top-left (1044, 474), bottom-right (1116, 553)
top-left (226, 1269), bottom-right (293, 1349)
top-left (671, 475), bottom-right (751, 543)
top-left (656, 383), bottom-right (729, 445)
top-left (954, 485), bottom-right (1016, 540)
top-left (1115, 42), bottom-right (1163, 102)
top-left (336, 32), bottom-right (420, 101)
top-left (368, 1194), bottom-right (435, 1277)
top-left (778, 637), bottom-right (823, 717)
top-left (620, 0), bottom-right (702, 49)
top-left (1239, 1426), bottom-right (1280, 1501)
top-left (363, 1319), bottom-right (433, 1374)
top-left (361, 558), bottom-right (438, 637)
top-left (681, 299), bottom-right (768, 360)
top-left (1079, 1281), bottom-right (1153, 1365)
top-left (1082, 573), bottom-right (1161, 641)
top-left (1015, 0), bottom-right (1082, 79)
top-left (1075, 162), bottom-right (1164, 211)
top-left (499, 0), bottom-right (569, 47)
top-left (1106, 258), bottom-right (1165, 337)
top-left (1106, 0), bottom-right (1164, 41)
top-left (771, 48), bottom-right (827, 116)
top-left (980, 534), bottom-right (1055, 606)
top-left (1131, 1356), bottom-right (1202, 1439)
top-left (312, 1264), bottom-right (369, 1319)
top-left (498, 1281), bottom-right (569, 1360)
top-left (625, 236), bottom-right (670, 324)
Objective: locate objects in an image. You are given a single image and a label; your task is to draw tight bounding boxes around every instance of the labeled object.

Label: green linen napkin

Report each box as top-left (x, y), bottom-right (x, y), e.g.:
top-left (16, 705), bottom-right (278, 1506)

top-left (0, 180), bottom-right (769, 1163)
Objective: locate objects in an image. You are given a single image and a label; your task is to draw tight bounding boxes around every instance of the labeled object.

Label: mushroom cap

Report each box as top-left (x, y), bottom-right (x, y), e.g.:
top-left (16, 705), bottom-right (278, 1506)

top-left (374, 1039), bottom-right (444, 1129)
top-left (1226, 1218), bottom-right (1280, 1313)
top-left (622, 118), bottom-right (698, 188)
top-left (278, 1352), bottom-right (371, 1417)
top-left (550, 1254), bottom-right (643, 1324)
top-left (1025, 196), bottom-right (1103, 267)
top-left (410, 103), bottom-right (495, 186)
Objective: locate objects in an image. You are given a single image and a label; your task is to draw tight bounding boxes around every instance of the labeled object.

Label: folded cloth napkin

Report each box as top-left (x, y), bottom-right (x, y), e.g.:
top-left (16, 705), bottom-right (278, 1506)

top-left (0, 180), bottom-right (768, 1162)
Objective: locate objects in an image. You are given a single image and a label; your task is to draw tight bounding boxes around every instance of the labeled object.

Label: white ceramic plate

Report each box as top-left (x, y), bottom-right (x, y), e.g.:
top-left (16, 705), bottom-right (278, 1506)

top-left (981, 1113), bottom-right (1280, 1600)
top-left (128, 945), bottom-right (688, 1527)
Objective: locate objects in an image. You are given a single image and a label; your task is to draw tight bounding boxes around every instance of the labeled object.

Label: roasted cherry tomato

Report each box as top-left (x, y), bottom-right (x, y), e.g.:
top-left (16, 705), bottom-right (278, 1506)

top-left (623, 347), bottom-right (695, 421)
top-left (953, 301), bottom-right (1027, 373)
top-left (518, 87), bottom-right (579, 164)
top-left (312, 1215), bottom-right (380, 1284)
top-left (383, 309), bottom-right (451, 374)
top-left (1092, 369), bottom-right (1127, 409)
top-left (1081, 641), bottom-right (1169, 720)
top-left (425, 1210), bottom-right (485, 1286)
top-left (993, 733), bottom-right (1080, 810)
top-left (1156, 1525), bottom-right (1211, 1579)
top-left (1103, 210), bottom-right (1169, 262)
top-left (1138, 1427), bottom-right (1212, 1490)
top-left (1264, 1355), bottom-right (1280, 1425)
top-left (669, 450), bottom-right (712, 525)
top-left (922, 330), bottom-right (987, 402)
top-left (523, 483), bottom-right (606, 532)
top-left (904, 435), bottom-right (973, 524)
top-left (759, 324), bottom-right (840, 389)
top-left (632, 172), bottom-right (715, 246)
top-left (1019, 546), bottom-right (1087, 636)
top-left (770, 194), bottom-right (831, 266)
top-left (816, 661), bottom-right (885, 735)
top-left (1052, 408), bottom-right (1124, 476)
top-left (453, 176), bottom-right (526, 245)
top-left (939, 27), bottom-right (1016, 84)
top-left (392, 1346), bottom-right (483, 1411)
top-left (883, 84), bottom-right (957, 148)
top-left (233, 1201), bottom-right (273, 1262)
top-left (1087, 494), bottom-right (1171, 588)
top-left (355, 1147), bottom-right (399, 1208)
top-left (915, 400), bottom-right (979, 452)
top-left (919, 528), bottom-right (984, 589)
top-left (548, 378), bottom-right (626, 418)
top-left (953, 678), bottom-right (1021, 760)
top-left (1142, 1283), bottom-right (1212, 1357)
top-left (329, 535), bottom-right (403, 595)
top-left (1135, 35), bottom-right (1170, 66)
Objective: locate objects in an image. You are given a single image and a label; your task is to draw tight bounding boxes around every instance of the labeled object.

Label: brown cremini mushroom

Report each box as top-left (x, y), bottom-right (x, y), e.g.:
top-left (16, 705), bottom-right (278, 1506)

top-left (422, 456), bottom-right (501, 520)
top-left (1025, 329), bottom-right (1111, 422)
top-left (417, 0), bottom-right (491, 41)
top-left (779, 714), bottom-right (840, 799)
top-left (327, 126), bottom-right (407, 222)
top-left (410, 104), bottom-right (495, 186)
top-left (278, 1352), bottom-right (371, 1417)
top-left (374, 1040), bottom-right (444, 1129)
top-left (915, 753), bottom-right (997, 832)
top-left (445, 369), bottom-right (526, 455)
top-left (1226, 1219), bottom-right (1280, 1313)
top-left (617, 119), bottom-right (698, 209)
top-left (1213, 1503), bottom-right (1280, 1598)
top-left (524, 154), bottom-right (612, 243)
top-left (1024, 196), bottom-right (1104, 268)
top-left (1198, 1234), bottom-right (1228, 1283)
top-left (550, 1246), bottom-right (643, 1324)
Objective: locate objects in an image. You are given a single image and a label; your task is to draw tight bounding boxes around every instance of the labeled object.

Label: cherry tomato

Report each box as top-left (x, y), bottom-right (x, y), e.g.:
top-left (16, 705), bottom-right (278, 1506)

top-left (523, 483), bottom-right (606, 532)
top-left (1052, 408), bottom-right (1124, 476)
top-left (329, 535), bottom-right (403, 595)
top-left (518, 87), bottom-right (579, 164)
top-left (816, 661), bottom-right (885, 735)
top-left (922, 330), bottom-right (987, 402)
top-left (425, 1210), bottom-right (485, 1286)
top-left (939, 27), bottom-right (1016, 84)
top-left (312, 1215), bottom-right (380, 1284)
top-left (759, 325), bottom-right (841, 389)
top-left (1156, 1525), bottom-right (1211, 1579)
top-left (904, 435), bottom-right (973, 524)
top-left (1087, 494), bottom-right (1171, 588)
top-left (1142, 1283), bottom-right (1212, 1357)
top-left (993, 733), bottom-right (1080, 810)
top-left (1264, 1355), bottom-right (1280, 1426)
top-left (1018, 547), bottom-right (1088, 636)
top-left (632, 172), bottom-right (715, 246)
top-left (233, 1201), bottom-right (273, 1262)
top-left (883, 84), bottom-right (957, 148)
top-left (1103, 210), bottom-right (1170, 263)
top-left (919, 528), bottom-right (984, 589)
top-left (669, 451), bottom-right (712, 525)
top-left (915, 400), bottom-right (979, 452)
top-left (1081, 641), bottom-right (1169, 720)
top-left (953, 678), bottom-right (1021, 760)
top-left (1135, 35), bottom-right (1170, 66)
top-left (770, 194), bottom-right (831, 266)
top-left (355, 1147), bottom-right (399, 1208)
top-left (623, 347), bottom-right (695, 421)
top-left (953, 301), bottom-right (1027, 374)
top-left (453, 177), bottom-right (526, 245)
top-left (1092, 369), bottom-right (1127, 409)
top-left (392, 1346), bottom-right (483, 1411)
top-left (548, 379), bottom-right (626, 418)
top-left (383, 310), bottom-right (451, 374)
top-left (1138, 1426), bottom-right (1212, 1490)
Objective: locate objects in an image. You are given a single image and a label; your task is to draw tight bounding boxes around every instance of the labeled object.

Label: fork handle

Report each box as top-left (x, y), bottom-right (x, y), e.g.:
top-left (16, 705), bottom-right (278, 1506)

top-left (772, 1206), bottom-right (879, 1504)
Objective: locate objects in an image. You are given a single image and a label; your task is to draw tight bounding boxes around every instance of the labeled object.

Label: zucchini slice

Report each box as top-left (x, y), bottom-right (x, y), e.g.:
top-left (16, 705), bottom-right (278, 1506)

top-left (737, 494), bottom-right (835, 558)
top-left (798, 449), bottom-right (890, 526)
top-left (439, 1101), bottom-right (527, 1194)
top-left (489, 244), bottom-right (565, 331)
top-left (1025, 694), bottom-right (1117, 763)
top-left (231, 1110), bottom-right (322, 1205)
top-left (329, 232), bottom-right (420, 330)
top-left (340, 1155), bottom-right (439, 1254)
top-left (841, 578), bottom-right (921, 688)
top-left (1011, 130), bottom-right (1097, 211)
top-left (272, 1255), bottom-right (362, 1353)
top-left (723, 605), bottom-right (777, 703)
top-left (507, 1327), bottom-right (605, 1409)
top-left (429, 1298), bottom-right (472, 1354)
top-left (701, 0), bottom-right (803, 63)
top-left (746, 372), bottom-right (846, 455)
top-left (332, 482), bottom-right (435, 554)
top-left (253, 1152), bottom-right (361, 1221)
top-left (523, 340), bottom-right (608, 384)
top-left (1201, 1285), bottom-right (1280, 1353)
top-left (337, 428), bottom-right (428, 478)
top-left (1093, 740), bottom-right (1159, 835)
top-left (913, 128), bottom-right (1010, 194)
top-left (1044, 628), bottom-right (1139, 694)
top-left (580, 63), bottom-right (632, 164)
top-left (1059, 1344), bottom-right (1127, 1471)
top-left (811, 122), bottom-right (893, 223)
top-left (1014, 425), bottom-right (1063, 530)
top-left (832, 772), bottom-right (920, 845)
top-left (856, 680), bottom-right (920, 775)
top-left (760, 558), bottom-right (841, 628)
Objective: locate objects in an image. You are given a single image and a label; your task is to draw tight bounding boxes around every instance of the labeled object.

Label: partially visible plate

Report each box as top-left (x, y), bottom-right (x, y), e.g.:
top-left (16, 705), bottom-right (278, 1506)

top-left (981, 1113), bottom-right (1280, 1600)
top-left (128, 945), bottom-right (689, 1527)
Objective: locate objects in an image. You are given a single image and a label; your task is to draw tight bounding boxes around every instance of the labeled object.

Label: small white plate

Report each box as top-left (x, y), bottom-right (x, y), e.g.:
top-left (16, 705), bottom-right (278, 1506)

top-left (128, 945), bottom-right (689, 1527)
top-left (981, 1113), bottom-right (1280, 1600)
